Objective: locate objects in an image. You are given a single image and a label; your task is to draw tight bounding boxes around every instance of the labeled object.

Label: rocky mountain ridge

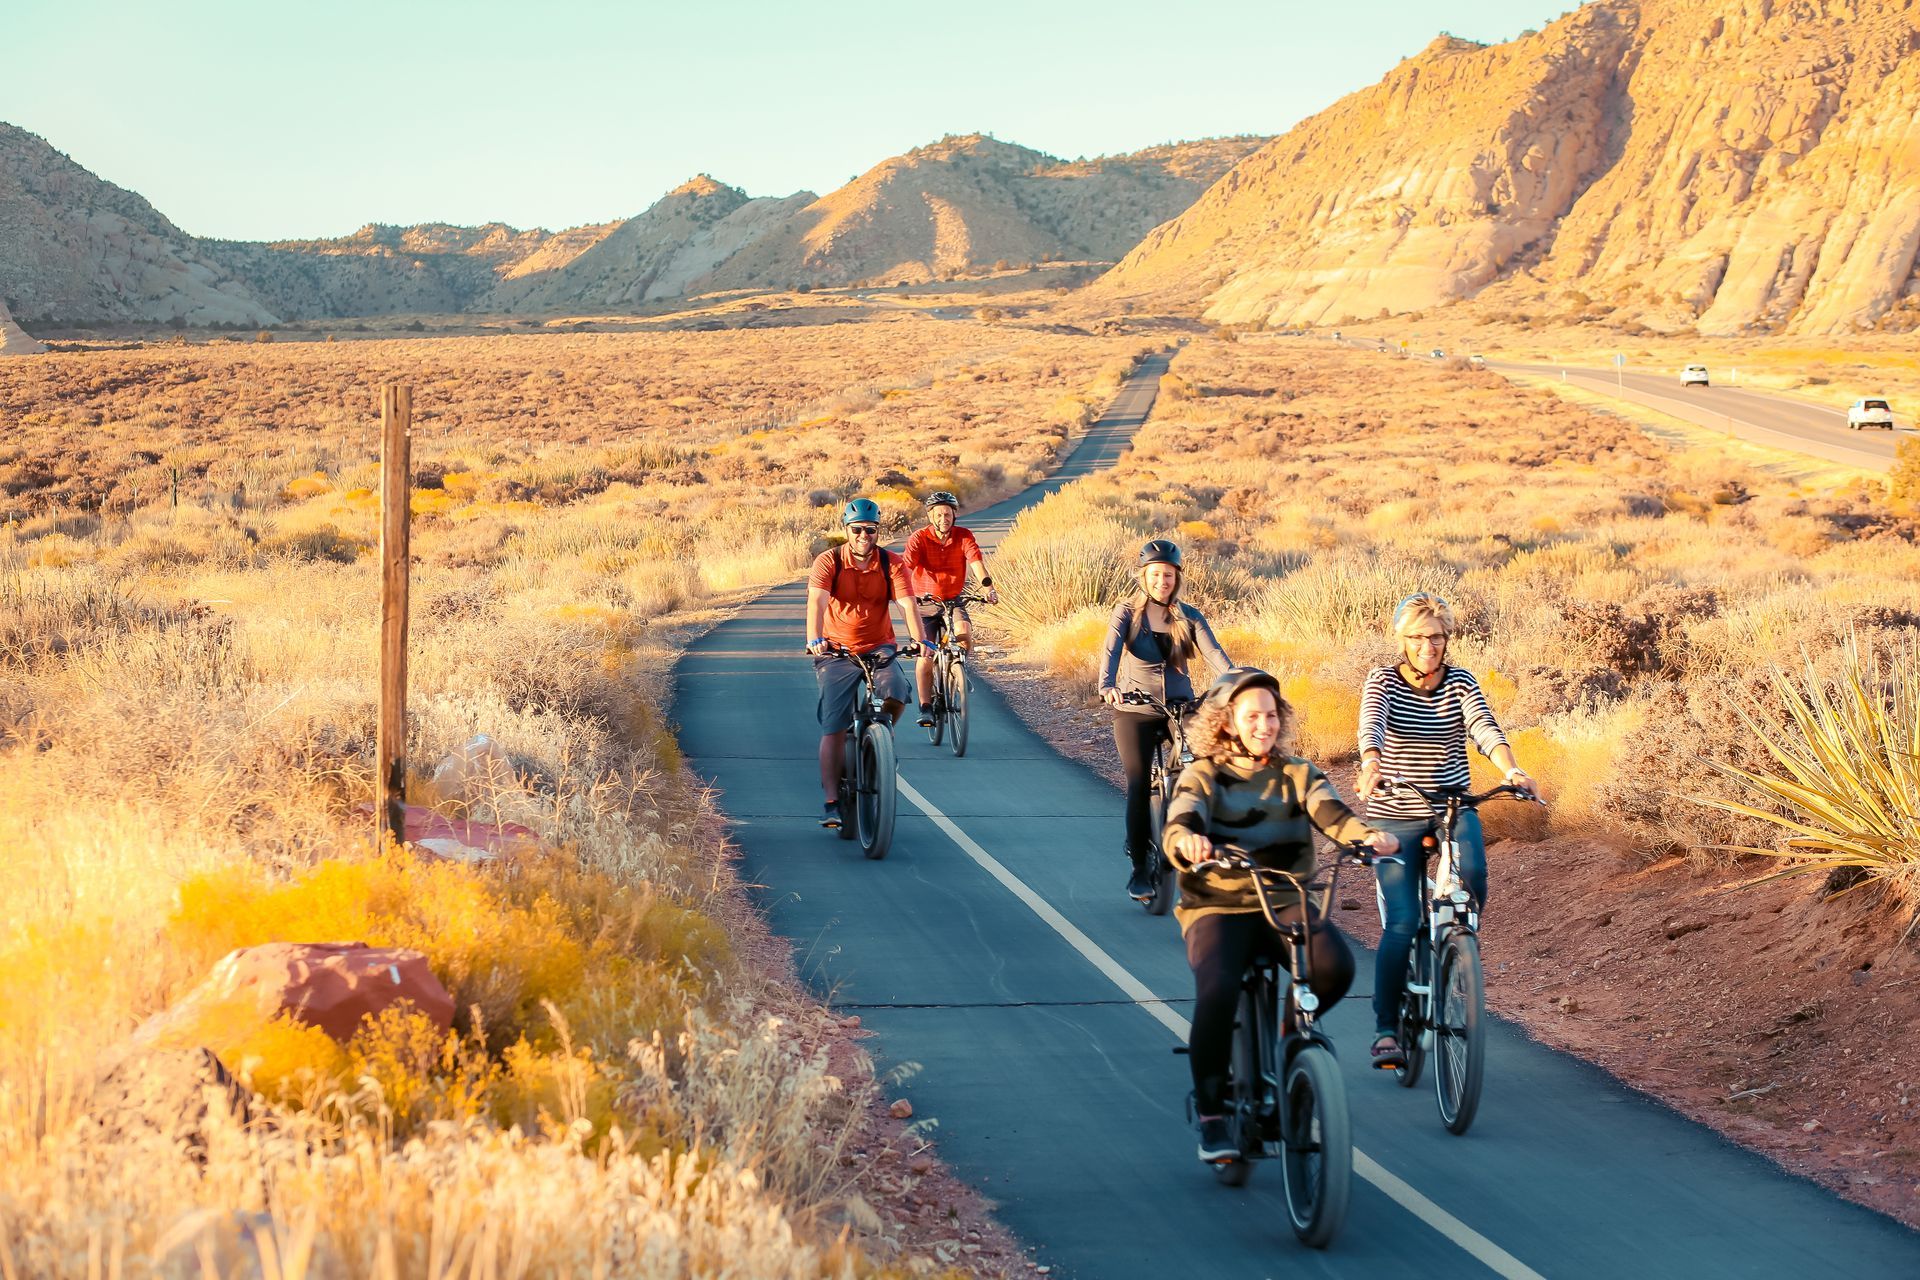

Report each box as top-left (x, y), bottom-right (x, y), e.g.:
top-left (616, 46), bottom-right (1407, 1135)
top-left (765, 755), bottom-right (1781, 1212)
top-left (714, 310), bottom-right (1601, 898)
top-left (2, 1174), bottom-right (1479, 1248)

top-left (0, 125), bottom-right (1265, 327)
top-left (1103, 0), bottom-right (1920, 335)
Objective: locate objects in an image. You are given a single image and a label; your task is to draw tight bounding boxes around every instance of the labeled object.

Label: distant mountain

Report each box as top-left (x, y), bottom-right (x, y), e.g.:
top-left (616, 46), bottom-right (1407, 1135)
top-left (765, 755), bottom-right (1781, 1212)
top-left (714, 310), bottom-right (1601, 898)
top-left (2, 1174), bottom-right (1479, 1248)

top-left (0, 122), bottom-right (1266, 322)
top-left (693, 133), bottom-right (1269, 293)
top-left (1102, 0), bottom-right (1920, 335)
top-left (0, 122), bottom-right (276, 325)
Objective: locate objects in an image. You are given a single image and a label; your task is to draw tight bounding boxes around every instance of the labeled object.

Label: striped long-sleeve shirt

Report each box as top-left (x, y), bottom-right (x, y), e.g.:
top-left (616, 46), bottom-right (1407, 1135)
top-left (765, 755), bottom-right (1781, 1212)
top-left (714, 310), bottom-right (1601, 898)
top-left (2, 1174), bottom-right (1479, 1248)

top-left (1357, 666), bottom-right (1508, 820)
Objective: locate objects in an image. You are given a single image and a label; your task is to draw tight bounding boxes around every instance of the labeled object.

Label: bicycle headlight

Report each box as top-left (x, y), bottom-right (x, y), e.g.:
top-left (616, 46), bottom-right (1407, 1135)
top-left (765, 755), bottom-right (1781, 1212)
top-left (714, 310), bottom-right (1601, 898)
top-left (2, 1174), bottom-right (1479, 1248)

top-left (1297, 990), bottom-right (1321, 1013)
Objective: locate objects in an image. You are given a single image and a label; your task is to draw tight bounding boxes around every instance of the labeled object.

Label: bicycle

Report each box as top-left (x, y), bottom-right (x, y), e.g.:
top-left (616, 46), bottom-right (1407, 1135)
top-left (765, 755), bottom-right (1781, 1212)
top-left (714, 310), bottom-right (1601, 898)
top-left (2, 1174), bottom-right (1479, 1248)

top-left (1376, 779), bottom-right (1542, 1134)
top-left (1181, 843), bottom-right (1373, 1248)
top-left (813, 641), bottom-right (916, 861)
top-left (916, 592), bottom-right (988, 757)
top-left (1119, 690), bottom-right (1197, 916)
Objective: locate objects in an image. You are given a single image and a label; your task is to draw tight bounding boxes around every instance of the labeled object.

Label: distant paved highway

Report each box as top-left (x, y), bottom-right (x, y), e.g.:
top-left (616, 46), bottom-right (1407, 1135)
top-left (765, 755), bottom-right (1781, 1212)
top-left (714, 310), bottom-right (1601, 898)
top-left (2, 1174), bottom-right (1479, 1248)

top-left (674, 353), bottom-right (1920, 1277)
top-left (1494, 359), bottom-right (1906, 470)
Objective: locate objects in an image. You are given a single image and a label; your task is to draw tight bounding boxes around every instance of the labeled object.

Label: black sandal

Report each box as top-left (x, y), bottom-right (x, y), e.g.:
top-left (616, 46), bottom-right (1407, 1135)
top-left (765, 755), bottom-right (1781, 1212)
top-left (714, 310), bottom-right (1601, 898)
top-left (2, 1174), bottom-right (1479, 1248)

top-left (1371, 1033), bottom-right (1406, 1070)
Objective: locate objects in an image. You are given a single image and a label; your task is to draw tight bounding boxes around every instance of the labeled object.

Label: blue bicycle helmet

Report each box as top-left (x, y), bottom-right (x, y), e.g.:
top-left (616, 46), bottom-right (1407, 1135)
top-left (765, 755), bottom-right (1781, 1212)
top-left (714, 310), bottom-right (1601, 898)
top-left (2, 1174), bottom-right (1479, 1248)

top-left (841, 497), bottom-right (883, 526)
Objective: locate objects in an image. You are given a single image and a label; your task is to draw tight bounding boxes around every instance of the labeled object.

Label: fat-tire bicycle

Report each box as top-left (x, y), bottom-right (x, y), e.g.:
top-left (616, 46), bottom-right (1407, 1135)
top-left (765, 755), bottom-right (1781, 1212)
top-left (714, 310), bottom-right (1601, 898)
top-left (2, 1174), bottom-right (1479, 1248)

top-left (916, 592), bottom-right (988, 757)
top-left (1377, 779), bottom-right (1541, 1134)
top-left (1181, 843), bottom-right (1374, 1249)
top-left (814, 641), bottom-right (917, 861)
top-left (1119, 690), bottom-right (1197, 916)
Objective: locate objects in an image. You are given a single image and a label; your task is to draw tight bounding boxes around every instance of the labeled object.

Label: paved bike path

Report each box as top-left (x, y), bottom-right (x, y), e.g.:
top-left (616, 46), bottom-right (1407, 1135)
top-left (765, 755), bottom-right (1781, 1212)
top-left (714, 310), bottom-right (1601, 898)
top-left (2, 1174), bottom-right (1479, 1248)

top-left (674, 354), bottom-right (1920, 1277)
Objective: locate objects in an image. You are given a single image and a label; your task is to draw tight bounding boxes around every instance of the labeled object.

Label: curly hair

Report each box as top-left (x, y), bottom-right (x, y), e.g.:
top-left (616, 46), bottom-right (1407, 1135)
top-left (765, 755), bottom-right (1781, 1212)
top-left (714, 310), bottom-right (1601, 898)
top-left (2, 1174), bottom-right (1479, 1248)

top-left (1187, 688), bottom-right (1298, 763)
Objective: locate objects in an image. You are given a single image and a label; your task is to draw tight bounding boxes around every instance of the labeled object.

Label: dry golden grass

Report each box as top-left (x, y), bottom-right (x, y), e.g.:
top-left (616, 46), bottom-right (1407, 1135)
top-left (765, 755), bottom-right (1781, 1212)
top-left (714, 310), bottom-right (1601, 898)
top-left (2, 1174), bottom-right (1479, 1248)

top-left (984, 335), bottom-right (1917, 863)
top-left (0, 315), bottom-right (1142, 1275)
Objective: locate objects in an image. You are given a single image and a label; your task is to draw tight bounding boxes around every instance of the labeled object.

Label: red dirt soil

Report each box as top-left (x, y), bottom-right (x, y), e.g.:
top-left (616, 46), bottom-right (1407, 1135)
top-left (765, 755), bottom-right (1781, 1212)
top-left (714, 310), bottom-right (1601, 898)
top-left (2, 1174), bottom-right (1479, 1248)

top-left (974, 642), bottom-right (1920, 1229)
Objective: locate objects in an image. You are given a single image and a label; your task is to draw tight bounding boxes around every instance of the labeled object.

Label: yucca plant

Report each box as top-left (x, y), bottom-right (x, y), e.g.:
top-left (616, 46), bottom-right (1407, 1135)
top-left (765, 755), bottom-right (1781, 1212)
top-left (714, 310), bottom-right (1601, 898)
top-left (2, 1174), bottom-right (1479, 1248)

top-left (1696, 629), bottom-right (1920, 923)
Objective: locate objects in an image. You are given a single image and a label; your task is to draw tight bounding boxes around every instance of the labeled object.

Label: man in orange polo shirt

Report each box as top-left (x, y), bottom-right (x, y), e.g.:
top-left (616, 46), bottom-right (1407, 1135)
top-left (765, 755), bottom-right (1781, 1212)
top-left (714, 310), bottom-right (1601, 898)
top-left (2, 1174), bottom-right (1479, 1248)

top-left (902, 491), bottom-right (998, 725)
top-left (805, 498), bottom-right (926, 828)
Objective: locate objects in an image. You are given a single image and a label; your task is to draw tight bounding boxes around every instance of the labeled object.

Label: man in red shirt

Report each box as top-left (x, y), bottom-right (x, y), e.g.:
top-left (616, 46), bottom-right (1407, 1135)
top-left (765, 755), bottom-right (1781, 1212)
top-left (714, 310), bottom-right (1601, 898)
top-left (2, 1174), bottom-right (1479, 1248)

top-left (805, 498), bottom-right (926, 828)
top-left (902, 491), bottom-right (998, 725)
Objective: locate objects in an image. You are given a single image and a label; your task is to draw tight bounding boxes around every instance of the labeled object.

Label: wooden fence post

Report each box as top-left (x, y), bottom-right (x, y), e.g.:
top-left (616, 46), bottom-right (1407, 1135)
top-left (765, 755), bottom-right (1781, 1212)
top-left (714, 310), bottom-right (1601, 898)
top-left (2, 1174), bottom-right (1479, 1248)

top-left (375, 384), bottom-right (414, 852)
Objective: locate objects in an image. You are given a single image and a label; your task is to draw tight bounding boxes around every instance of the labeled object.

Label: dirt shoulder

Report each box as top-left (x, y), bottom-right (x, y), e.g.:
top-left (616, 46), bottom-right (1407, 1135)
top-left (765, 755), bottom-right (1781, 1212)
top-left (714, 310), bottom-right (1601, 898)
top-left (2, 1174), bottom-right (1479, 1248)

top-left (968, 634), bottom-right (1920, 1229)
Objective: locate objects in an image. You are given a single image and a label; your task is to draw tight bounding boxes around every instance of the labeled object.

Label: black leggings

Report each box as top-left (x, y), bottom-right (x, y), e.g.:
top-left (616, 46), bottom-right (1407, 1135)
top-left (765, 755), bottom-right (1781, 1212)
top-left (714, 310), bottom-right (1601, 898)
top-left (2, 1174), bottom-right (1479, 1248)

top-left (1113, 710), bottom-right (1169, 862)
top-left (1186, 910), bottom-right (1355, 1115)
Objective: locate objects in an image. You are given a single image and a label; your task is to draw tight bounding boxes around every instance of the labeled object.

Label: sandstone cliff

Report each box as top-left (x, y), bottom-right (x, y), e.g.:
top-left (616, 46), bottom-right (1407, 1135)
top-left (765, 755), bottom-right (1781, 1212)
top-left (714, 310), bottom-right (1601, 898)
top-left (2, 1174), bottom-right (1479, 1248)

top-left (0, 123), bottom-right (277, 325)
top-left (1104, 0), bottom-right (1920, 335)
top-left (0, 297), bottom-right (46, 354)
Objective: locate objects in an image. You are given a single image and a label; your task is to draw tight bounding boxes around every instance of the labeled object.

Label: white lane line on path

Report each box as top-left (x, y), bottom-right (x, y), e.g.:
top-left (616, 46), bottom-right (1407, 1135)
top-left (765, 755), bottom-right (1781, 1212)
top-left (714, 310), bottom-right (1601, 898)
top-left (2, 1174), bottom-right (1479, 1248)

top-left (896, 774), bottom-right (1548, 1280)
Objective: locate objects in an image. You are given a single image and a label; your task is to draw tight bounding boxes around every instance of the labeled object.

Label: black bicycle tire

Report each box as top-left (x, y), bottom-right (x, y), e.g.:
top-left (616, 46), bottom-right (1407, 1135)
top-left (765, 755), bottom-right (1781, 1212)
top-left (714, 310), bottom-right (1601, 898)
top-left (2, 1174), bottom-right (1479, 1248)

top-left (1281, 1045), bottom-right (1352, 1248)
top-left (1434, 930), bottom-right (1486, 1134)
top-left (859, 722), bottom-right (898, 860)
top-left (947, 656), bottom-right (968, 757)
top-left (1395, 933), bottom-right (1428, 1088)
top-left (1213, 986), bottom-right (1258, 1187)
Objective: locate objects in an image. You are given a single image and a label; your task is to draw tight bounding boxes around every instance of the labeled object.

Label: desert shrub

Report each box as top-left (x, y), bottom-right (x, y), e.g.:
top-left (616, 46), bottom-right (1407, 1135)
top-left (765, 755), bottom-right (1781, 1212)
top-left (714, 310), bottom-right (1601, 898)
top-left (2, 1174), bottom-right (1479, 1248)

top-left (1691, 630), bottom-right (1920, 915)
top-left (1891, 437), bottom-right (1920, 507)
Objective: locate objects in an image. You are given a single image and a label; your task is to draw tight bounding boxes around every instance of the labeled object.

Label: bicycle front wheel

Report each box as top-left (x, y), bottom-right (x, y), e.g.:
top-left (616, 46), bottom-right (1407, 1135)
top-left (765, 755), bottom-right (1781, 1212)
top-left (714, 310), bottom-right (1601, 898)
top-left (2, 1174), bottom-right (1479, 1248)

top-left (1281, 1045), bottom-right (1352, 1249)
top-left (1147, 758), bottom-right (1178, 916)
top-left (946, 656), bottom-right (969, 757)
top-left (857, 722), bottom-right (898, 860)
top-left (835, 733), bottom-right (858, 841)
top-left (1433, 930), bottom-right (1486, 1134)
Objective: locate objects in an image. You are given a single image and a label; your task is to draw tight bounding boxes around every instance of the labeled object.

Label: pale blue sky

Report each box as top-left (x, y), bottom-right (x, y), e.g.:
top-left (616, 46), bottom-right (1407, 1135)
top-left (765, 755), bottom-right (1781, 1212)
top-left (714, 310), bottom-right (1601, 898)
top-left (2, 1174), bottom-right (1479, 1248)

top-left (5, 0), bottom-right (1573, 241)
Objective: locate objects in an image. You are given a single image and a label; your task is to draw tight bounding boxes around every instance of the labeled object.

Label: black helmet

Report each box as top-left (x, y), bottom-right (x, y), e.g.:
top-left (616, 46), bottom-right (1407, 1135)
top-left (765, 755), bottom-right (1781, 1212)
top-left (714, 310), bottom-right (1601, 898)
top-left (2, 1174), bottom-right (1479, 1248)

top-left (1138, 538), bottom-right (1183, 569)
top-left (1202, 665), bottom-right (1282, 710)
top-left (925, 490), bottom-right (960, 510)
top-left (841, 498), bottom-right (883, 527)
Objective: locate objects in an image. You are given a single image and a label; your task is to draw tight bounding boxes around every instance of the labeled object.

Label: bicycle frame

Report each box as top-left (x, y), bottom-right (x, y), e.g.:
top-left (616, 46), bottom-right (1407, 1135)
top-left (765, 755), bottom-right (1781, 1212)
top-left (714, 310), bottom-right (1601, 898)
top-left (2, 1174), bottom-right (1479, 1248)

top-left (1191, 848), bottom-right (1365, 1135)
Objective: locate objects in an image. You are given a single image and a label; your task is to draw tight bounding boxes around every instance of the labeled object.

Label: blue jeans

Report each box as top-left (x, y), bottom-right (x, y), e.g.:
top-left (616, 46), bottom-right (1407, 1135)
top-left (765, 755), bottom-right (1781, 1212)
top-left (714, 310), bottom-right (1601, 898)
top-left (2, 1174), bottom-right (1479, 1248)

top-left (1371, 810), bottom-right (1488, 1035)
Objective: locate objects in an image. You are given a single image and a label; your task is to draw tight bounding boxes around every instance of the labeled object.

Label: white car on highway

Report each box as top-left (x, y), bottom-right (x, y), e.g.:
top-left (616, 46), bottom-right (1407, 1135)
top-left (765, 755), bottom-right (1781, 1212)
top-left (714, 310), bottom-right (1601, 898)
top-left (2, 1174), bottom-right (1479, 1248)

top-left (1680, 364), bottom-right (1710, 387)
top-left (1847, 397), bottom-right (1895, 430)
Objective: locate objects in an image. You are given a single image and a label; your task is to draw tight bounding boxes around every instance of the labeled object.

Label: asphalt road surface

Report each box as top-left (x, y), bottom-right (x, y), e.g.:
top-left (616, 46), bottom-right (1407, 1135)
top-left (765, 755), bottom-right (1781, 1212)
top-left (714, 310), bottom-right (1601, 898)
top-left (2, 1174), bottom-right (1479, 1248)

top-left (1490, 359), bottom-right (1904, 470)
top-left (674, 352), bottom-right (1920, 1277)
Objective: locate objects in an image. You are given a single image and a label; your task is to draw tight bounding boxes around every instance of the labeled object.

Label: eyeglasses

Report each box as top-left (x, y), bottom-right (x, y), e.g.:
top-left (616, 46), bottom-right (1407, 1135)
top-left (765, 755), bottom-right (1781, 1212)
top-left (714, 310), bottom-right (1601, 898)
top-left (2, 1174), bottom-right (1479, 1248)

top-left (847, 525), bottom-right (879, 537)
top-left (1405, 634), bottom-right (1449, 648)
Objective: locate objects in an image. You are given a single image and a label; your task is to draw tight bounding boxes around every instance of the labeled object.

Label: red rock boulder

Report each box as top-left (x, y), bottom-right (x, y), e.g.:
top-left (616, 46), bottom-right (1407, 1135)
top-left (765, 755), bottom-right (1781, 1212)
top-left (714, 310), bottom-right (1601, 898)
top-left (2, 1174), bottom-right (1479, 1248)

top-left (202, 942), bottom-right (454, 1043)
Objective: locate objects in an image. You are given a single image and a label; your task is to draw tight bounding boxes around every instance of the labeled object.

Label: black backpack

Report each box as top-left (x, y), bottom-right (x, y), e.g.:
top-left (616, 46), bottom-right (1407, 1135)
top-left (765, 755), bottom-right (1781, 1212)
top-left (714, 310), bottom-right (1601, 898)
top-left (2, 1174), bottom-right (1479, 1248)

top-left (830, 544), bottom-right (893, 597)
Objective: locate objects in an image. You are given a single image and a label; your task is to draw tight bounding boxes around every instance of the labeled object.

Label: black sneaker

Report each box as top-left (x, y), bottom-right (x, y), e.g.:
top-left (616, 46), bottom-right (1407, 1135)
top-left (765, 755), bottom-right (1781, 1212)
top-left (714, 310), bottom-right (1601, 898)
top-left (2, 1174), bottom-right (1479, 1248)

top-left (820, 802), bottom-right (842, 830)
top-left (1196, 1116), bottom-right (1236, 1162)
top-left (1126, 864), bottom-right (1155, 901)
top-left (916, 702), bottom-right (935, 728)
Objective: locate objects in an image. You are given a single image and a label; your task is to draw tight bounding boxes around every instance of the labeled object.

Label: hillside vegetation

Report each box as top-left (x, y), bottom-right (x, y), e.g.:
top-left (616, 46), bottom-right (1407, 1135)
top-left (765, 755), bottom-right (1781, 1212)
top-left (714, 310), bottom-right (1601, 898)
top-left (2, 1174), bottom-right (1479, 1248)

top-left (0, 318), bottom-right (1142, 1272)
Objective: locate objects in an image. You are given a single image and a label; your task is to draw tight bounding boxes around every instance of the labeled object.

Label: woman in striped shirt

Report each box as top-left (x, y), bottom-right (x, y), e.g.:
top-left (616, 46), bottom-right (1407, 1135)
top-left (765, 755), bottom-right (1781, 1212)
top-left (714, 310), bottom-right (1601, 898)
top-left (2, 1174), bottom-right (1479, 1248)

top-left (1355, 593), bottom-right (1533, 1070)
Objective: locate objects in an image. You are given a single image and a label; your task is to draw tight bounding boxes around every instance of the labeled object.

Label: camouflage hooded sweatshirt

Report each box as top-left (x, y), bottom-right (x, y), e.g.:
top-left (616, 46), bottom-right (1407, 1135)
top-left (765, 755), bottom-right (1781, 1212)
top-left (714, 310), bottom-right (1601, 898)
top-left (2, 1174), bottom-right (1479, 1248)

top-left (1162, 755), bottom-right (1375, 933)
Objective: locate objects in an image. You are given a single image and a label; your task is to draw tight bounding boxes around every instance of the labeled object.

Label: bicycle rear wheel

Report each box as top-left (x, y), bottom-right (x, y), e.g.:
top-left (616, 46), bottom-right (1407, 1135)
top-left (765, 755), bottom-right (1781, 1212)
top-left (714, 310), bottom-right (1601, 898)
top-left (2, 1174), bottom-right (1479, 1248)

top-left (946, 656), bottom-right (969, 757)
top-left (1395, 934), bottom-right (1428, 1089)
top-left (1433, 930), bottom-right (1486, 1134)
top-left (1281, 1044), bottom-right (1352, 1249)
top-left (925, 658), bottom-right (945, 746)
top-left (1213, 987), bottom-right (1259, 1187)
top-left (857, 722), bottom-right (898, 860)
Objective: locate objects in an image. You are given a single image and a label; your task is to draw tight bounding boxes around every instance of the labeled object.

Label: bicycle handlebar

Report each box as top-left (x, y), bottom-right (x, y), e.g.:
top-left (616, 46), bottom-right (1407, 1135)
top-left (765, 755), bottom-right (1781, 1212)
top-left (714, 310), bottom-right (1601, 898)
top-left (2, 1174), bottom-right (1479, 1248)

top-left (915, 591), bottom-right (992, 608)
top-left (809, 640), bottom-right (921, 662)
top-left (1119, 690), bottom-right (1198, 715)
top-left (1184, 841), bottom-right (1370, 934)
top-left (1382, 778), bottom-right (1543, 807)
